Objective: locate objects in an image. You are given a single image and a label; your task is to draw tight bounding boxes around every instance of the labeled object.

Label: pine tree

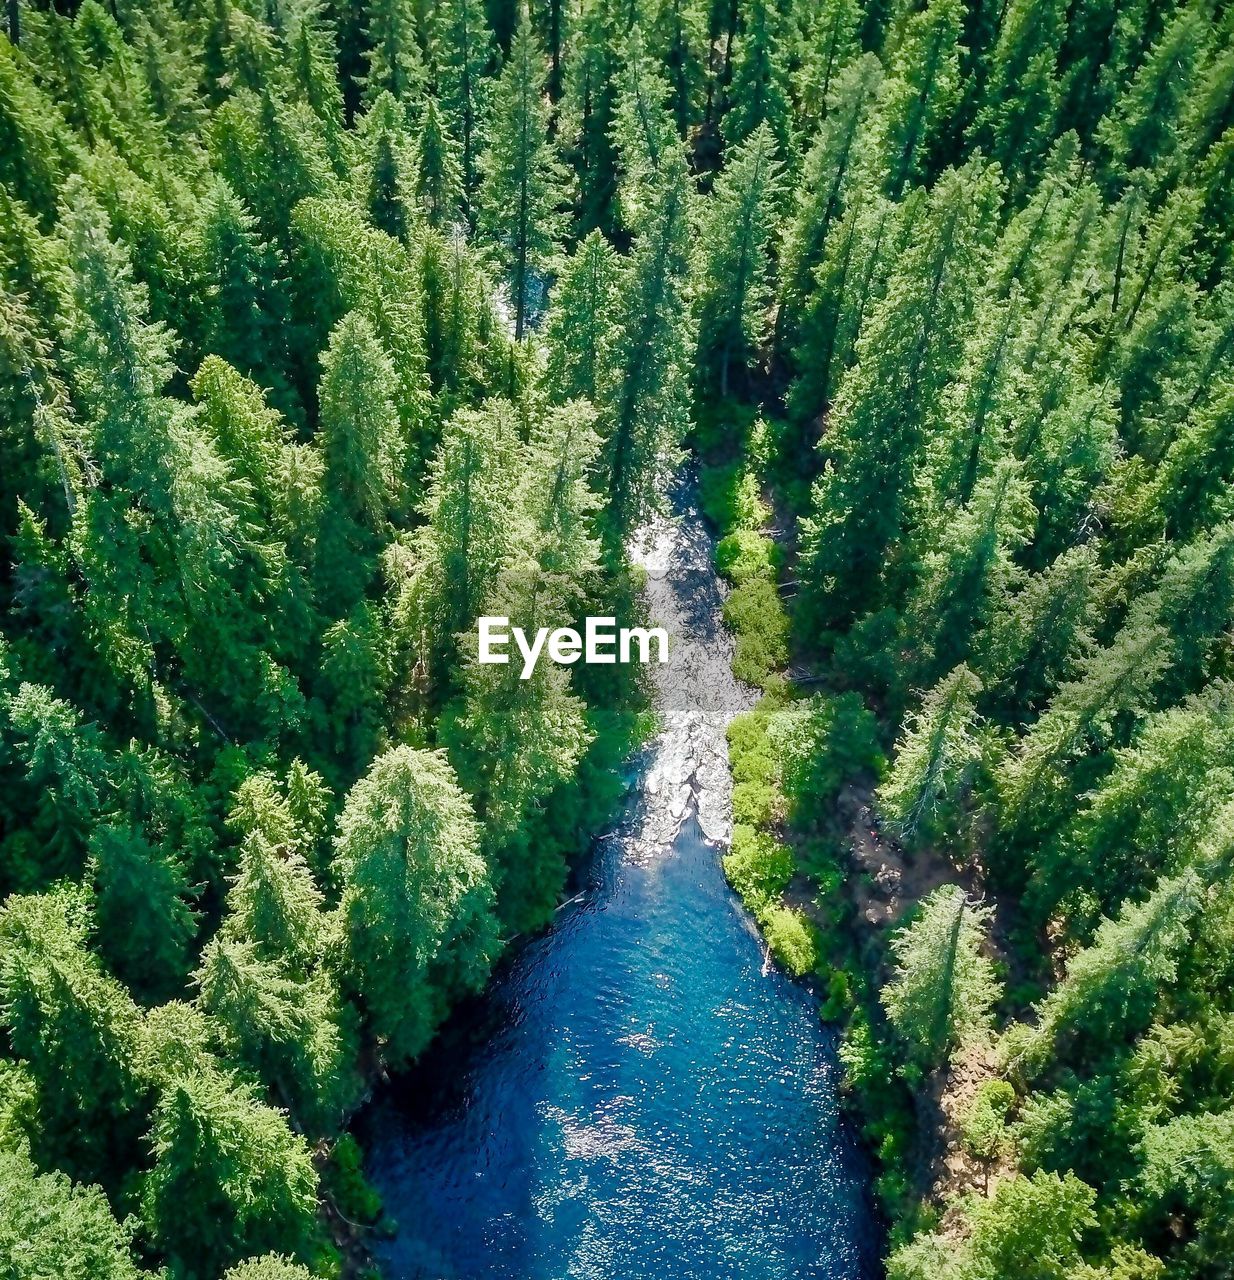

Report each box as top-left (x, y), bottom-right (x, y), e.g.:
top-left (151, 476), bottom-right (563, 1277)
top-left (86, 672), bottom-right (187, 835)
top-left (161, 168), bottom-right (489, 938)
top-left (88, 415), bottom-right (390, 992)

top-left (798, 161), bottom-right (1001, 623)
top-left (432, 0), bottom-right (496, 209)
top-left (599, 145), bottom-right (693, 559)
top-left (315, 310), bottom-right (404, 610)
top-left (878, 664), bottom-right (983, 842)
top-left (141, 1068), bottom-right (318, 1277)
top-left (558, 0), bottom-right (622, 236)
top-left (695, 121), bottom-right (784, 396)
top-left (0, 886), bottom-right (146, 1186)
top-left (610, 22), bottom-right (677, 233)
top-left (875, 0), bottom-right (964, 198)
top-left (722, 0), bottom-right (793, 159)
top-left (775, 53), bottom-right (883, 357)
top-left (905, 460), bottom-right (1035, 687)
top-left (977, 544), bottom-right (1098, 723)
top-left (195, 935), bottom-right (358, 1133)
top-left (1005, 868), bottom-right (1204, 1079)
top-left (542, 229), bottom-right (622, 404)
top-left (363, 0), bottom-right (427, 104)
top-left (650, 0), bottom-right (709, 139)
top-left (335, 745), bottom-right (499, 1063)
top-left (356, 91), bottom-right (417, 242)
top-left (1097, 2), bottom-right (1212, 184)
top-left (792, 0), bottom-right (862, 137)
top-left (416, 399), bottom-right (520, 669)
top-left (412, 96), bottom-right (465, 229)
top-left (195, 178), bottom-right (299, 421)
top-left (0, 1143), bottom-right (145, 1280)
top-left (881, 883), bottom-right (1001, 1070)
top-left (88, 823), bottom-right (196, 1004)
top-left (479, 8), bottom-right (567, 340)
top-left (971, 0), bottom-right (1066, 191)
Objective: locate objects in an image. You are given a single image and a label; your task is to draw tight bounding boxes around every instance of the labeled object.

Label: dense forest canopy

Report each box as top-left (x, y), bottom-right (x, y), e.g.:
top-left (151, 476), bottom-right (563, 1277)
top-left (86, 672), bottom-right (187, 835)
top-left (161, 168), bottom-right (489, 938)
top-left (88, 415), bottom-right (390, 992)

top-left (0, 0), bottom-right (1232, 1277)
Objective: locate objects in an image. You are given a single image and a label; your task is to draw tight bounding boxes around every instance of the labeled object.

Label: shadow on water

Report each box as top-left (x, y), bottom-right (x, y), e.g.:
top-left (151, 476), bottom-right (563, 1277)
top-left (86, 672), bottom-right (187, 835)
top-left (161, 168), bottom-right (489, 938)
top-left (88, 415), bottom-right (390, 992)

top-left (355, 474), bottom-right (881, 1280)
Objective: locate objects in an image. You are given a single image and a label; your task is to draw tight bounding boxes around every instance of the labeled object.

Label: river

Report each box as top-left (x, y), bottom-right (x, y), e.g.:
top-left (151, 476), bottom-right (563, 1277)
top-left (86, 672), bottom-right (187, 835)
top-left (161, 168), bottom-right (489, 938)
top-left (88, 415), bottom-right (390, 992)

top-left (356, 476), bottom-right (880, 1280)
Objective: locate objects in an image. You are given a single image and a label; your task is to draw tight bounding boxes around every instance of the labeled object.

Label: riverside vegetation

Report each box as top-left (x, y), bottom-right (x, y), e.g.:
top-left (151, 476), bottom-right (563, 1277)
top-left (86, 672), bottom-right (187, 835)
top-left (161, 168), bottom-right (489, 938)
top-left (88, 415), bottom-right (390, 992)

top-left (0, 1), bottom-right (1232, 1279)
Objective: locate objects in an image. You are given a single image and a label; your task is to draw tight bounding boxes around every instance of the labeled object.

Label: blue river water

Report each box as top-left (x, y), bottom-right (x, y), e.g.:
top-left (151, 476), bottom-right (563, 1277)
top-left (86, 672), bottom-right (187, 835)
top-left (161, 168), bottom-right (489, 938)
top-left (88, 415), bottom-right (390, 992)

top-left (357, 492), bottom-right (880, 1280)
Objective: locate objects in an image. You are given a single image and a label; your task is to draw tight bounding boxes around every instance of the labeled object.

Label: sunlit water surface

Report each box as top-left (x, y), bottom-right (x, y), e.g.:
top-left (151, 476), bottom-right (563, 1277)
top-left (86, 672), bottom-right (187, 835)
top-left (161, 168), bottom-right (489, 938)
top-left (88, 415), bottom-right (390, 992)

top-left (357, 479), bottom-right (879, 1280)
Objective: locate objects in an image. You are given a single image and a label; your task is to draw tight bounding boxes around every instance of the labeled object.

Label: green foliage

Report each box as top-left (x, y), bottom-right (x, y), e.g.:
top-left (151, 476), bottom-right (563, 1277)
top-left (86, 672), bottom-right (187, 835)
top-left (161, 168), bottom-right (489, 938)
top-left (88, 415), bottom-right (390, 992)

top-left (881, 884), bottom-right (1002, 1070)
top-left (0, 1143), bottom-right (145, 1280)
top-left (335, 746), bottom-right (498, 1064)
top-left (762, 905), bottom-right (821, 978)
top-left (723, 577), bottom-right (790, 689)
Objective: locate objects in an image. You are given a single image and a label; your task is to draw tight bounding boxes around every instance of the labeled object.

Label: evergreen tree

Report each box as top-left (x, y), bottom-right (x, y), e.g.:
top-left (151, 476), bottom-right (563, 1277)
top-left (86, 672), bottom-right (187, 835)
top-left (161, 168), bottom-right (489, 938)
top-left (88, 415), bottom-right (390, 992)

top-left (413, 96), bottom-right (466, 229)
top-left (971, 0), bottom-right (1065, 191)
top-left (542, 229), bottom-right (622, 404)
top-left (798, 161), bottom-right (1001, 623)
top-left (0, 1143), bottom-right (145, 1280)
top-left (432, 0), bottom-right (496, 209)
top-left (600, 146), bottom-right (693, 558)
top-left (141, 1068), bottom-right (318, 1277)
top-left (695, 121), bottom-right (784, 396)
top-left (335, 745), bottom-right (499, 1063)
top-left (792, 0), bottom-right (862, 137)
top-left (775, 53), bottom-right (882, 356)
top-left (0, 886), bottom-right (146, 1186)
top-left (559, 0), bottom-right (622, 236)
top-left (878, 664), bottom-right (983, 841)
top-left (722, 0), bottom-right (793, 159)
top-left (875, 0), bottom-right (964, 198)
top-left (479, 8), bottom-right (567, 340)
top-left (88, 823), bottom-right (196, 1004)
top-left (610, 22), bottom-right (677, 233)
top-left (363, 0), bottom-right (427, 104)
top-left (881, 883), bottom-right (1001, 1070)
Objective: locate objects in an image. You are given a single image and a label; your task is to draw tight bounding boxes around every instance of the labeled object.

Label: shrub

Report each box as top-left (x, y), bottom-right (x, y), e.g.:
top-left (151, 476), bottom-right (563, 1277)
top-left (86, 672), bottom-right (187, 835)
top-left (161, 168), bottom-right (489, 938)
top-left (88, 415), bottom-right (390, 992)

top-left (724, 578), bottom-right (790, 687)
top-left (716, 529), bottom-right (781, 584)
top-left (761, 905), bottom-right (821, 977)
top-left (700, 460), bottom-right (768, 533)
top-left (724, 825), bottom-right (793, 912)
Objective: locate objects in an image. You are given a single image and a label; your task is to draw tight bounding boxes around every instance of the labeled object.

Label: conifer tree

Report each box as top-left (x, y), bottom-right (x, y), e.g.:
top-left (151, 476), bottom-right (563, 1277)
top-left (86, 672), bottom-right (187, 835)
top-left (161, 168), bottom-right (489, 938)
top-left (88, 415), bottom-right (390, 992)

top-left (0, 1143), bottom-right (145, 1280)
top-left (356, 91), bottom-right (417, 242)
top-left (363, 0), bottom-right (426, 104)
top-left (87, 823), bottom-right (196, 1004)
top-left (792, 0), bottom-right (862, 137)
top-left (479, 8), bottom-right (567, 340)
top-left (0, 886), bottom-right (146, 1186)
top-left (432, 0), bottom-right (496, 209)
top-left (775, 54), bottom-right (882, 356)
top-left (798, 161), bottom-right (1001, 623)
top-left (558, 0), bottom-right (621, 235)
top-left (141, 1068), bottom-right (318, 1277)
top-left (315, 310), bottom-right (404, 610)
top-left (875, 0), bottom-right (964, 198)
top-left (971, 0), bottom-right (1065, 190)
top-left (542, 229), bottom-right (622, 404)
top-left (600, 146), bottom-right (693, 558)
top-left (196, 178), bottom-right (298, 420)
top-left (335, 745), bottom-right (498, 1063)
top-left (881, 884), bottom-right (1001, 1070)
top-left (413, 96), bottom-right (465, 229)
top-left (722, 0), bottom-right (793, 159)
top-left (695, 121), bottom-right (784, 396)
top-left (416, 399), bottom-right (520, 669)
top-left (610, 22), bottom-right (677, 233)
top-left (878, 664), bottom-right (983, 842)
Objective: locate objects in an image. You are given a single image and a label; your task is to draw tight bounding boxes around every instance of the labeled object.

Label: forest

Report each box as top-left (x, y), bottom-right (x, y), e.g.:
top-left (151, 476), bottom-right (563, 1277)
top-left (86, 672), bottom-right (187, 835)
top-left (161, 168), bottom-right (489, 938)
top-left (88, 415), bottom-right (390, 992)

top-left (0, 0), bottom-right (1232, 1277)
